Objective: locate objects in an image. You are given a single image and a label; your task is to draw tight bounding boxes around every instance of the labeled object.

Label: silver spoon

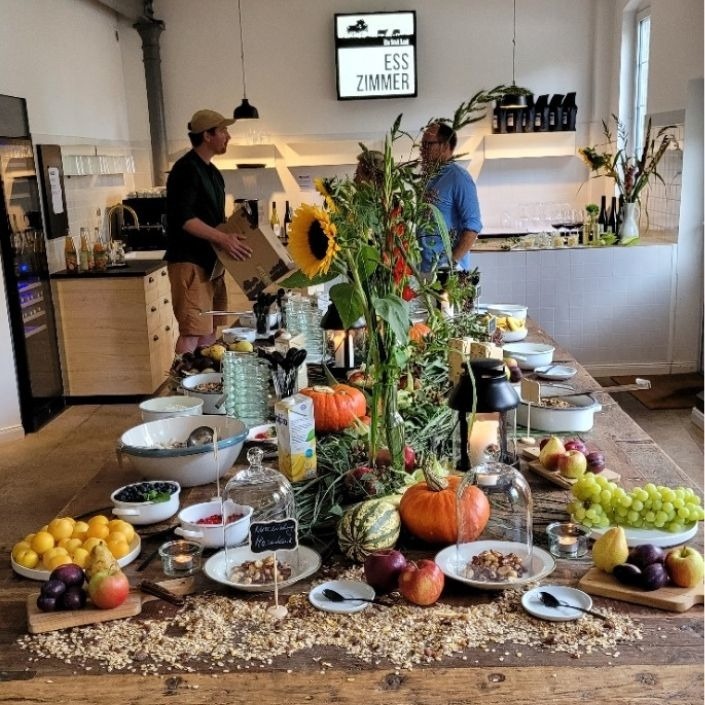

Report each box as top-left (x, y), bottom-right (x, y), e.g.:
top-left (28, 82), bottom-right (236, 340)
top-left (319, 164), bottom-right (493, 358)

top-left (538, 591), bottom-right (609, 620)
top-left (186, 425), bottom-right (215, 447)
top-left (322, 588), bottom-right (383, 606)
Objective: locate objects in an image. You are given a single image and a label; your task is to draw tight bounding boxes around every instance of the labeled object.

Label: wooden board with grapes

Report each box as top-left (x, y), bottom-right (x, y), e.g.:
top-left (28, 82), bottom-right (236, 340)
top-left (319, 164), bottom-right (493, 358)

top-left (567, 474), bottom-right (705, 547)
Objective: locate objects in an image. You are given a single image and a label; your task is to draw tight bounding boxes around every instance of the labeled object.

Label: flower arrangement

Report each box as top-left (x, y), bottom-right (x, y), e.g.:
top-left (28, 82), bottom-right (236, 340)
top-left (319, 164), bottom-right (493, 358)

top-left (579, 114), bottom-right (676, 204)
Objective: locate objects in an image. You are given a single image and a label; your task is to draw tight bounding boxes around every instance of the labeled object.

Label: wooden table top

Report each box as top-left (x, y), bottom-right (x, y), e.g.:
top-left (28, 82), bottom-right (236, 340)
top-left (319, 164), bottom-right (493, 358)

top-left (1, 324), bottom-right (702, 704)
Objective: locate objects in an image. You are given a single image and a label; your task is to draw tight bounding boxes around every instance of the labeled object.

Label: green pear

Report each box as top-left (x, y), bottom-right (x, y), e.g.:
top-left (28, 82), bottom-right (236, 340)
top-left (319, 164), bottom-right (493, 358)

top-left (539, 436), bottom-right (565, 471)
top-left (592, 526), bottom-right (629, 573)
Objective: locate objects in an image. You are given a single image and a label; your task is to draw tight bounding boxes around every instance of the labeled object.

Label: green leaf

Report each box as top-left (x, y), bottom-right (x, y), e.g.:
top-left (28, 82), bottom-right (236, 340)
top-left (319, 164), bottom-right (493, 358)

top-left (357, 244), bottom-right (380, 278)
top-left (330, 282), bottom-right (365, 328)
top-left (372, 294), bottom-right (410, 344)
top-left (279, 269), bottom-right (339, 288)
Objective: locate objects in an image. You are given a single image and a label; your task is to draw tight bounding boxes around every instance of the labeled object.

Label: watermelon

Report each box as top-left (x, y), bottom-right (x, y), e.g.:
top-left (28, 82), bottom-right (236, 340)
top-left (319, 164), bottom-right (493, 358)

top-left (337, 498), bottom-right (401, 563)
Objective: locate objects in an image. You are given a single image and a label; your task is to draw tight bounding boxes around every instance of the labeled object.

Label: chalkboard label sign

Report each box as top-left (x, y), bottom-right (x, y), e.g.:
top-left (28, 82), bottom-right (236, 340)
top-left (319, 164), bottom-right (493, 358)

top-left (249, 519), bottom-right (298, 553)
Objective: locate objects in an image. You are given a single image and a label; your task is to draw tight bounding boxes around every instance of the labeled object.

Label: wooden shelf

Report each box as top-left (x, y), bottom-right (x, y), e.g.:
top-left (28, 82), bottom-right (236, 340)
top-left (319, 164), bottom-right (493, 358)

top-left (483, 132), bottom-right (577, 159)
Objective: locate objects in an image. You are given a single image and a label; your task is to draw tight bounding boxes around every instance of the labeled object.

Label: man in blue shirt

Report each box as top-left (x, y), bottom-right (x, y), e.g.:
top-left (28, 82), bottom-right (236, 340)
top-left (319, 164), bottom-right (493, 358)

top-left (419, 122), bottom-right (482, 273)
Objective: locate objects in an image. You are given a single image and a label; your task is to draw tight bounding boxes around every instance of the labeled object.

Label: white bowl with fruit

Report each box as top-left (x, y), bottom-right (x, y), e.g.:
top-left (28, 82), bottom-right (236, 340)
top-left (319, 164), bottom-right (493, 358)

top-left (110, 480), bottom-right (181, 525)
top-left (175, 499), bottom-right (253, 548)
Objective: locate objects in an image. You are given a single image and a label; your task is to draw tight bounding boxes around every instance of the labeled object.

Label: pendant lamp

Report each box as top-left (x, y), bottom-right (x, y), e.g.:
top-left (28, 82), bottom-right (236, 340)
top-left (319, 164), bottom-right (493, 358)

top-left (500, 0), bottom-right (528, 110)
top-left (233, 0), bottom-right (259, 120)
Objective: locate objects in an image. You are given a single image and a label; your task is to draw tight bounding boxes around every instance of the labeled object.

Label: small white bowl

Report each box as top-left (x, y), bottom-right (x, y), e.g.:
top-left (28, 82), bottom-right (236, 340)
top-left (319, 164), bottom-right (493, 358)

top-left (139, 396), bottom-right (204, 422)
top-left (181, 373), bottom-right (224, 415)
top-left (503, 342), bottom-right (555, 370)
top-left (487, 304), bottom-right (528, 321)
top-left (175, 499), bottom-right (253, 548)
top-left (110, 480), bottom-right (181, 525)
top-left (222, 327), bottom-right (257, 345)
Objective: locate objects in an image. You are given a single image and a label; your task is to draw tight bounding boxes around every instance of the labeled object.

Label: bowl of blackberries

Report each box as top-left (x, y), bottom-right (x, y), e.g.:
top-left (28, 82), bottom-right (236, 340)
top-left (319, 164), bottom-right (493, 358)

top-left (110, 480), bottom-right (181, 525)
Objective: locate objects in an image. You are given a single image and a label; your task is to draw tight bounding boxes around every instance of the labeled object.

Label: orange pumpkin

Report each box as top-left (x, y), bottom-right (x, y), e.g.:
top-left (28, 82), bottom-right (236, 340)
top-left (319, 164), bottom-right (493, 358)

top-left (409, 322), bottom-right (432, 344)
top-left (300, 384), bottom-right (367, 433)
top-left (399, 460), bottom-right (490, 544)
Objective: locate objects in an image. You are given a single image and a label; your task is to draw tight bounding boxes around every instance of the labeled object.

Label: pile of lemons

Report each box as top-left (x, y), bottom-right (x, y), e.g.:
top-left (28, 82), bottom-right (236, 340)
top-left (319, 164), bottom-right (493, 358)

top-left (11, 514), bottom-right (135, 572)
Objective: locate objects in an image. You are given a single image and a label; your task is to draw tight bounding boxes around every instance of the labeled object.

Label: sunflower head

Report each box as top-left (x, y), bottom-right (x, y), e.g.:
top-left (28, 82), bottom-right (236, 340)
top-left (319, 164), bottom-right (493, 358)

top-left (288, 204), bottom-right (340, 278)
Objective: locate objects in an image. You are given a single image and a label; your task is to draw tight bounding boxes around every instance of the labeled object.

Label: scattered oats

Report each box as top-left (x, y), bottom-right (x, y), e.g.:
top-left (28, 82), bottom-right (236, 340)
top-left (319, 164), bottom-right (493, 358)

top-left (346, 677), bottom-right (355, 682)
top-left (516, 652), bottom-right (522, 657)
top-left (499, 657), bottom-right (504, 662)
top-left (287, 669), bottom-right (293, 674)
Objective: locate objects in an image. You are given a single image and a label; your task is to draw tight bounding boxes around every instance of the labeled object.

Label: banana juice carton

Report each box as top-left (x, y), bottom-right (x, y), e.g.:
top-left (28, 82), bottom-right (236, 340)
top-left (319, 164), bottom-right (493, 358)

top-left (274, 393), bottom-right (317, 482)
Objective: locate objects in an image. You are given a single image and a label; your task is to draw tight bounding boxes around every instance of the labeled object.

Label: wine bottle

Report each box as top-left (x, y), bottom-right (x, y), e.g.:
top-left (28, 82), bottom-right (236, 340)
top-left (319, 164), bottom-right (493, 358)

top-left (64, 233), bottom-right (78, 272)
top-left (283, 201), bottom-right (293, 245)
top-left (79, 227), bottom-right (90, 272)
top-left (607, 196), bottom-right (618, 234)
top-left (269, 201), bottom-right (281, 240)
top-left (616, 195), bottom-right (625, 239)
top-left (597, 196), bottom-right (608, 235)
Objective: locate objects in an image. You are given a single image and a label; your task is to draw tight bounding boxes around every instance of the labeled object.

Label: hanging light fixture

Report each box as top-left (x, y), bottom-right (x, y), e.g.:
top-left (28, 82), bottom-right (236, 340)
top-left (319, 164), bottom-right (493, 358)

top-left (500, 0), bottom-right (528, 110)
top-left (233, 0), bottom-right (259, 120)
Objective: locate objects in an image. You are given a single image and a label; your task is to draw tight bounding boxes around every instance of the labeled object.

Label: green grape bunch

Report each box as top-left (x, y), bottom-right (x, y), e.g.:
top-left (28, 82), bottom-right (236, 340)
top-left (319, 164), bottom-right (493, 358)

top-left (567, 474), bottom-right (705, 532)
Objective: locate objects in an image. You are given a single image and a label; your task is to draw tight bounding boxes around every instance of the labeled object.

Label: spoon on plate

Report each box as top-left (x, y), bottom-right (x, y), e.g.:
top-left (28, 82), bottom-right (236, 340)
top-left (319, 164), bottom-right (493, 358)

top-left (538, 591), bottom-right (608, 620)
top-left (321, 588), bottom-right (384, 606)
top-left (186, 425), bottom-right (215, 448)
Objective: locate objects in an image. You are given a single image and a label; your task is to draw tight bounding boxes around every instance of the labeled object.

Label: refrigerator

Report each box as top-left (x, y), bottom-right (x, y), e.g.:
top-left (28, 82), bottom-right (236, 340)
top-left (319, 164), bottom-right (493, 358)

top-left (0, 95), bottom-right (64, 431)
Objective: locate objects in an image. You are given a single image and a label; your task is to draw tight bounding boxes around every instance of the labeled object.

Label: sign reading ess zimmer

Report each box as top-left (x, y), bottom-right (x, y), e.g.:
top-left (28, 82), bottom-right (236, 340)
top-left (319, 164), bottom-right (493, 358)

top-left (335, 11), bottom-right (417, 100)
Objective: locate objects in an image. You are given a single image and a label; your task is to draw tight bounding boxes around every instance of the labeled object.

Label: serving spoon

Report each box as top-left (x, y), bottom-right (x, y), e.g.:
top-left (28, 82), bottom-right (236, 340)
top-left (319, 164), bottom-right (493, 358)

top-left (186, 425), bottom-right (215, 448)
top-left (538, 591), bottom-right (608, 620)
top-left (322, 588), bottom-right (384, 606)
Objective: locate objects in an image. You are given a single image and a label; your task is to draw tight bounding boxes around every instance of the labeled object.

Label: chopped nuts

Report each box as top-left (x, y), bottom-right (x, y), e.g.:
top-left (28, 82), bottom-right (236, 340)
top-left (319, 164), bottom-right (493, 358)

top-left (461, 549), bottom-right (526, 582)
top-left (229, 555), bottom-right (292, 585)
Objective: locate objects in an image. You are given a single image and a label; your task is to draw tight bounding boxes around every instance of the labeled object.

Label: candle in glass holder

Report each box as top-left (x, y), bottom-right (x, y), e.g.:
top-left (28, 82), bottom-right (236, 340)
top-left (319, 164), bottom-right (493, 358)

top-left (469, 414), bottom-right (500, 467)
top-left (546, 522), bottom-right (588, 559)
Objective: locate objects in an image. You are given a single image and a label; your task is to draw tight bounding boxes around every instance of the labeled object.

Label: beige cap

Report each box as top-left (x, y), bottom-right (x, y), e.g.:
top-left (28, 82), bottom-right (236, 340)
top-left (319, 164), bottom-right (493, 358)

top-left (187, 109), bottom-right (235, 134)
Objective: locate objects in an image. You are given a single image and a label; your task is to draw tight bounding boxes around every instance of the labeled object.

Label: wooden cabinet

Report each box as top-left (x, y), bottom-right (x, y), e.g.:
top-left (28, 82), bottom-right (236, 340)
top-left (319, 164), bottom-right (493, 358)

top-left (52, 265), bottom-right (178, 396)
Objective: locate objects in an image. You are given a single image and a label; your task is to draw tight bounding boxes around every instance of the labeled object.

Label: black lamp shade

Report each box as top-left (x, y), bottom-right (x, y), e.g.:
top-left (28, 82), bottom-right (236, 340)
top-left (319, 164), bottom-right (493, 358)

top-left (500, 92), bottom-right (528, 110)
top-left (233, 98), bottom-right (259, 120)
top-left (448, 359), bottom-right (519, 413)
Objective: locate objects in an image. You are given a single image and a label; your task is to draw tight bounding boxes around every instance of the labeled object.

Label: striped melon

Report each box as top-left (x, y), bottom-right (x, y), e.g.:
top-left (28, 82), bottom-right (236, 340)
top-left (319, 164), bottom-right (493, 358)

top-left (337, 499), bottom-right (401, 563)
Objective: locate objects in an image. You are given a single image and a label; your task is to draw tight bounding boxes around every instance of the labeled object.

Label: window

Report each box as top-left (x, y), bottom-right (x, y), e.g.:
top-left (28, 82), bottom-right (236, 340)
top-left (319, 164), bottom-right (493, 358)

top-left (633, 9), bottom-right (651, 153)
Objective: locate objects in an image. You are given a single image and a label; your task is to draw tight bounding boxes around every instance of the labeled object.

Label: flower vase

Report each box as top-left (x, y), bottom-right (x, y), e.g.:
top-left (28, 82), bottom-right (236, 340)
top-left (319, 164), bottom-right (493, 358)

top-left (620, 202), bottom-right (640, 244)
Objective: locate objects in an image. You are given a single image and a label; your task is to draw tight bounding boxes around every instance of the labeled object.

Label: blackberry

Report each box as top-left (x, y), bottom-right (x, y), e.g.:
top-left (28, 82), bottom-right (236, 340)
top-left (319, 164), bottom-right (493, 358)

top-left (114, 481), bottom-right (178, 503)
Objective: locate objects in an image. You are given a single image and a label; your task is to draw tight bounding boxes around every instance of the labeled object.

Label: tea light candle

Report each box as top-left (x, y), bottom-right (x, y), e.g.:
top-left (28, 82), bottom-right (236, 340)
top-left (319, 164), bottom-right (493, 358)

top-left (469, 415), bottom-right (500, 467)
top-left (558, 535), bottom-right (579, 555)
top-left (172, 554), bottom-right (194, 571)
top-left (546, 522), bottom-right (588, 559)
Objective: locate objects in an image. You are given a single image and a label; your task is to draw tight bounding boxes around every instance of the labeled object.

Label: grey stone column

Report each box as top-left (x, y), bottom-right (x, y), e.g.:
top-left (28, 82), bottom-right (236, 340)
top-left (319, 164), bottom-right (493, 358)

top-left (133, 12), bottom-right (168, 186)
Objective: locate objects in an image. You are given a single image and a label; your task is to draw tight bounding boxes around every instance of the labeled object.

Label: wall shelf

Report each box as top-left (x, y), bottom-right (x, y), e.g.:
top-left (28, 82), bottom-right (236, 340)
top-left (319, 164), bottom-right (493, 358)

top-left (483, 132), bottom-right (576, 159)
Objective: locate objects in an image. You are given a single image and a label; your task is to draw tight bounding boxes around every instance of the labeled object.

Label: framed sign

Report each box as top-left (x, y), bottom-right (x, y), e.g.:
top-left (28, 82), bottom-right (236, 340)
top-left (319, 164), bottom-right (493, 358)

top-left (334, 11), bottom-right (417, 100)
top-left (249, 519), bottom-right (298, 553)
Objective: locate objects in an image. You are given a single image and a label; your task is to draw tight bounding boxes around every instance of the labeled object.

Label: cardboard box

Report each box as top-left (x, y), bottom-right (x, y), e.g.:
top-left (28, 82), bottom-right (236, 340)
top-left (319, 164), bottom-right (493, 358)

top-left (448, 338), bottom-right (503, 384)
top-left (274, 393), bottom-right (317, 483)
top-left (216, 205), bottom-right (295, 300)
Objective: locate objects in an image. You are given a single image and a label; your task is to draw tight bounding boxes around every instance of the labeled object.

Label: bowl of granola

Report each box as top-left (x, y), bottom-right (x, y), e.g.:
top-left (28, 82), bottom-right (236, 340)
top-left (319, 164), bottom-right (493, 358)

top-left (181, 373), bottom-right (225, 414)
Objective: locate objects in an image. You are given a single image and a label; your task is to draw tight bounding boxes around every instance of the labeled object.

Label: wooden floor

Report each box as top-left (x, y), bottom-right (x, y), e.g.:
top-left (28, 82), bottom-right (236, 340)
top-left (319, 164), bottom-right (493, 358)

top-left (0, 376), bottom-right (702, 549)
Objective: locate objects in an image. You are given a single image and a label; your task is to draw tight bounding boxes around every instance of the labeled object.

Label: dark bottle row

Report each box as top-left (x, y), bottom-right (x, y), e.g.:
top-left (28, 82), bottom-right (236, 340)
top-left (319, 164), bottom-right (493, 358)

top-left (492, 92), bottom-right (577, 134)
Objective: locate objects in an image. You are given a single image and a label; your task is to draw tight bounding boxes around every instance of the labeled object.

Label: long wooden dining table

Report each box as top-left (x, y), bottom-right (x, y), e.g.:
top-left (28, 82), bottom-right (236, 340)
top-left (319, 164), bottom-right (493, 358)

top-left (1, 324), bottom-right (702, 704)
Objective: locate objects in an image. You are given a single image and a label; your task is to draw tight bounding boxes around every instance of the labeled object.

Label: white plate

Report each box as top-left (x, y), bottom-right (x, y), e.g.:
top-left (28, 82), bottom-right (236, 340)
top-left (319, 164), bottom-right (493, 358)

top-left (308, 579), bottom-right (376, 614)
top-left (534, 365), bottom-right (578, 381)
top-left (502, 328), bottom-right (529, 343)
top-left (581, 522), bottom-right (698, 548)
top-left (522, 585), bottom-right (593, 621)
top-left (246, 423), bottom-right (277, 444)
top-left (203, 545), bottom-right (321, 592)
top-left (435, 540), bottom-right (555, 590)
top-left (11, 534), bottom-right (141, 581)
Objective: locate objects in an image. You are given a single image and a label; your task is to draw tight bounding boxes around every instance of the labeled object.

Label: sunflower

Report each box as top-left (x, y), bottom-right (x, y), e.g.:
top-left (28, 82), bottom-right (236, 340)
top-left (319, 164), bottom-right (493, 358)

top-left (288, 204), bottom-right (340, 278)
top-left (314, 177), bottom-right (337, 212)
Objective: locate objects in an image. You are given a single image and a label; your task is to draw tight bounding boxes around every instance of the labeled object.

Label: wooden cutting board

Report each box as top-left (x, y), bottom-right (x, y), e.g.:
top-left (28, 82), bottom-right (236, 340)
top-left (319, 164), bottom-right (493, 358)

top-left (578, 567), bottom-right (705, 612)
top-left (521, 447), bottom-right (621, 490)
top-left (26, 577), bottom-right (195, 634)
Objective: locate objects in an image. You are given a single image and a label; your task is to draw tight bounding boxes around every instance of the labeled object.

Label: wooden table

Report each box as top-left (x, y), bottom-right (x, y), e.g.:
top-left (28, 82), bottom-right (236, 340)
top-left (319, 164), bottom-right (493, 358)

top-left (1, 326), bottom-right (703, 704)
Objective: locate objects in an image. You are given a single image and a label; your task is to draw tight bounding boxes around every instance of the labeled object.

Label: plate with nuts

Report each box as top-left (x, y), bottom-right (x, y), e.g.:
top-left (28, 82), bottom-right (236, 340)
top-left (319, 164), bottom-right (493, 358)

top-left (434, 541), bottom-right (555, 590)
top-left (203, 545), bottom-right (321, 592)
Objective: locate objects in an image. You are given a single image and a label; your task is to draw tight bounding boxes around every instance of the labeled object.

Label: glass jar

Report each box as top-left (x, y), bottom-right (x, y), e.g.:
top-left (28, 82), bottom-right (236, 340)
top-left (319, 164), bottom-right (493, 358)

top-left (458, 461), bottom-right (533, 570)
top-left (222, 351), bottom-right (271, 426)
top-left (284, 294), bottom-right (325, 364)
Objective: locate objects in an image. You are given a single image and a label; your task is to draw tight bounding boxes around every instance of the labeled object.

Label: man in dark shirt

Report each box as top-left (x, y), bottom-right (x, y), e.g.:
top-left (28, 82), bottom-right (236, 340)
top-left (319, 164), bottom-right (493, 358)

top-left (165, 109), bottom-right (252, 354)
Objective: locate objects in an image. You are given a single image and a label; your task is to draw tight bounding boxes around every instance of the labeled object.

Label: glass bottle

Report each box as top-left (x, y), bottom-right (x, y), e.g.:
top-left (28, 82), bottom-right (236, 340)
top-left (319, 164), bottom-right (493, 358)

top-left (64, 233), bottom-right (78, 272)
top-left (79, 227), bottom-right (90, 272)
top-left (93, 227), bottom-right (108, 271)
top-left (270, 201), bottom-right (281, 240)
top-left (282, 200), bottom-right (293, 245)
top-left (607, 196), bottom-right (618, 234)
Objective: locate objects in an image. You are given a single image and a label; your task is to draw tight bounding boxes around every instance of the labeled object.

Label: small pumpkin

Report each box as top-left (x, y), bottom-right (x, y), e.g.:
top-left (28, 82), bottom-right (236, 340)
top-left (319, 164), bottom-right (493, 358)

top-left (300, 384), bottom-right (367, 433)
top-left (409, 322), bottom-right (432, 344)
top-left (337, 498), bottom-right (401, 562)
top-left (399, 458), bottom-right (490, 544)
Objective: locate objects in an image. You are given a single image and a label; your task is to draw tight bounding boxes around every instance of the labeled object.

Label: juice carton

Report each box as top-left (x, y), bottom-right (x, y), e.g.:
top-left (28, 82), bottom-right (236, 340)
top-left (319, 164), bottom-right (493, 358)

top-left (274, 393), bottom-right (317, 482)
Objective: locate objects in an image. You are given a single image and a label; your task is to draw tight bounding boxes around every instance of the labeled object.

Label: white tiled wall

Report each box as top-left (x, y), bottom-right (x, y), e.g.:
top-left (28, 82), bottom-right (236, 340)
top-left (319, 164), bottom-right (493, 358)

top-left (475, 244), bottom-right (678, 375)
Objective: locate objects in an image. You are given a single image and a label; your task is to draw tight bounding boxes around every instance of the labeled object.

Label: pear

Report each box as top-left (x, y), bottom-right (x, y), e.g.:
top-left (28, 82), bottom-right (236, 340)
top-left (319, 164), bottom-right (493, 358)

top-left (85, 542), bottom-right (119, 581)
top-left (592, 526), bottom-right (629, 574)
top-left (539, 436), bottom-right (565, 471)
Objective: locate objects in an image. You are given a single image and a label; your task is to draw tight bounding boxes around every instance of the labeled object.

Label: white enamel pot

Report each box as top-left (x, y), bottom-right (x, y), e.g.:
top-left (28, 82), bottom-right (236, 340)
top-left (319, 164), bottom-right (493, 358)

top-left (514, 384), bottom-right (602, 432)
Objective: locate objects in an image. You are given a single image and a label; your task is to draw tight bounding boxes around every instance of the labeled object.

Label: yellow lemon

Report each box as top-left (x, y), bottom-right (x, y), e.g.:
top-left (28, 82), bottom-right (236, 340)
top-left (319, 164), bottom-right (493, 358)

top-left (48, 517), bottom-right (75, 541)
top-left (31, 531), bottom-right (55, 555)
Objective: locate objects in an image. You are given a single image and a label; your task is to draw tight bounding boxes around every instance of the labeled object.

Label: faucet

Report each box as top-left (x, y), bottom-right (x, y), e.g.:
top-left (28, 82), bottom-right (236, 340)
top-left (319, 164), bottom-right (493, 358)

top-left (106, 203), bottom-right (140, 244)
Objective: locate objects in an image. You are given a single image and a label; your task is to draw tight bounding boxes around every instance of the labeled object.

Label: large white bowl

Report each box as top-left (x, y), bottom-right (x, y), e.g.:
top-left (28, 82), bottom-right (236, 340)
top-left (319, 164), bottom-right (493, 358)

top-left (181, 373), bottom-right (225, 415)
top-left (139, 396), bottom-right (204, 422)
top-left (117, 415), bottom-right (247, 487)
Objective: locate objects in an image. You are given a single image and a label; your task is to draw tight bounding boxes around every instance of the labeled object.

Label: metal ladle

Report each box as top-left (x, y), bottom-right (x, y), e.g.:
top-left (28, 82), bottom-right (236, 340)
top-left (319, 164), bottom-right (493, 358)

top-left (186, 425), bottom-right (215, 448)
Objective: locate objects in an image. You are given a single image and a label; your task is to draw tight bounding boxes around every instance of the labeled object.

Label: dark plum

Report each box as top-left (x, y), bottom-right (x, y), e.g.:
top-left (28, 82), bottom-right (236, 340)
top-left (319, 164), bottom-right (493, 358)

top-left (41, 578), bottom-right (67, 599)
top-left (49, 563), bottom-right (85, 588)
top-left (613, 563), bottom-right (643, 587)
top-left (641, 563), bottom-right (670, 591)
top-left (37, 594), bottom-right (58, 612)
top-left (628, 544), bottom-right (666, 570)
top-left (60, 586), bottom-right (87, 610)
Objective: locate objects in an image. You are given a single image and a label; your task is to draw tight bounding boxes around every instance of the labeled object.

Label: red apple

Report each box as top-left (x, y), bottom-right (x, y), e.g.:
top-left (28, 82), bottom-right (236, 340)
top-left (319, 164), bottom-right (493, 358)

top-left (363, 549), bottom-right (408, 594)
top-left (343, 466), bottom-right (380, 500)
top-left (398, 559), bottom-right (445, 606)
top-left (87, 567), bottom-right (130, 610)
top-left (557, 450), bottom-right (588, 479)
top-left (664, 545), bottom-right (704, 588)
top-left (564, 439), bottom-right (588, 455)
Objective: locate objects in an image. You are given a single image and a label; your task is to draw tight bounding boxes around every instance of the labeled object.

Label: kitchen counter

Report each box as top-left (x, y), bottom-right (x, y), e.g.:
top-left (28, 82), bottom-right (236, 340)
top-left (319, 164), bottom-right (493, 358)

top-left (51, 258), bottom-right (166, 279)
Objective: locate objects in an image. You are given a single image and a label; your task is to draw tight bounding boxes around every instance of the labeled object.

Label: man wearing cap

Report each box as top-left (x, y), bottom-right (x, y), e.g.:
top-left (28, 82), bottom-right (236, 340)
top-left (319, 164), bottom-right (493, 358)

top-left (165, 109), bottom-right (252, 354)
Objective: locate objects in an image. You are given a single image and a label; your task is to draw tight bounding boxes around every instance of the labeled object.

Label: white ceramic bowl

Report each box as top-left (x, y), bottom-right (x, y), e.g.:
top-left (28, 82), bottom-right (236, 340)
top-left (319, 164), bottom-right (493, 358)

top-left (503, 342), bottom-right (555, 370)
top-left (222, 327), bottom-right (257, 345)
top-left (110, 480), bottom-right (181, 525)
top-left (175, 499), bottom-right (253, 548)
top-left (117, 415), bottom-right (247, 487)
top-left (487, 304), bottom-right (528, 322)
top-left (181, 373), bottom-right (225, 414)
top-left (139, 396), bottom-right (204, 422)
